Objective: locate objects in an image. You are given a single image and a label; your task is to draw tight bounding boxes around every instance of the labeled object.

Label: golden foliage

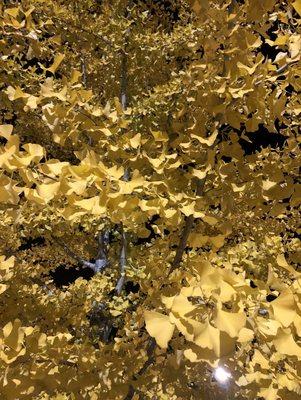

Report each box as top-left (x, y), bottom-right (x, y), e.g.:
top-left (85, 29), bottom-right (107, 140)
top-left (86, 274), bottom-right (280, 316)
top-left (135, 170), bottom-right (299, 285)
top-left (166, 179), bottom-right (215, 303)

top-left (0, 0), bottom-right (300, 399)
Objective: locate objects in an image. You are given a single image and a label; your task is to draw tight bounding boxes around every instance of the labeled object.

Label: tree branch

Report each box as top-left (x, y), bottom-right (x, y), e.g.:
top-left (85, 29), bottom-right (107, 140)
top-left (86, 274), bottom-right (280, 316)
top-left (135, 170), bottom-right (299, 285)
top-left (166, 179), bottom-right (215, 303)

top-left (169, 177), bottom-right (206, 274)
top-left (51, 235), bottom-right (107, 273)
top-left (115, 3), bottom-right (132, 294)
top-left (95, 229), bottom-right (110, 272)
top-left (120, 44), bottom-right (128, 109)
top-left (124, 338), bottom-right (156, 400)
top-left (115, 224), bottom-right (127, 294)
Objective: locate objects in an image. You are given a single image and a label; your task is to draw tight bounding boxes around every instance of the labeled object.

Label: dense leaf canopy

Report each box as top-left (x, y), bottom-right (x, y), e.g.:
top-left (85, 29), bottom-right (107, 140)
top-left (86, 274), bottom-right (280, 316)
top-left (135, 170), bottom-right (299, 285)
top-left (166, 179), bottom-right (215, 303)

top-left (0, 0), bottom-right (300, 399)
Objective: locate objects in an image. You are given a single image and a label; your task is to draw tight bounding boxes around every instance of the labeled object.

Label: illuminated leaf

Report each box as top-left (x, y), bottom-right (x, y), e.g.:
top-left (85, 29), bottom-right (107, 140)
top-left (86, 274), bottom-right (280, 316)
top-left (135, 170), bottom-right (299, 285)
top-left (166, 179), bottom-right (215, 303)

top-left (258, 386), bottom-right (279, 400)
top-left (191, 130), bottom-right (218, 146)
top-left (292, 0), bottom-right (301, 16)
top-left (273, 329), bottom-right (301, 358)
top-left (144, 311), bottom-right (175, 349)
top-left (0, 125), bottom-right (13, 139)
top-left (271, 289), bottom-right (296, 327)
top-left (151, 130), bottom-right (168, 142)
top-left (276, 254), bottom-right (299, 276)
top-left (215, 308), bottom-right (246, 338)
top-left (47, 53), bottom-right (65, 74)
top-left (0, 1), bottom-right (300, 398)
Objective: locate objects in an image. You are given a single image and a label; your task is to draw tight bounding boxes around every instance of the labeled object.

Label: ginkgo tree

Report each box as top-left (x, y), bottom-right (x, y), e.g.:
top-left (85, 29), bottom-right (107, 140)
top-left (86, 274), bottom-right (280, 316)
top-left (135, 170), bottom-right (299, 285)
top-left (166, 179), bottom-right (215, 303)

top-left (0, 0), bottom-right (300, 399)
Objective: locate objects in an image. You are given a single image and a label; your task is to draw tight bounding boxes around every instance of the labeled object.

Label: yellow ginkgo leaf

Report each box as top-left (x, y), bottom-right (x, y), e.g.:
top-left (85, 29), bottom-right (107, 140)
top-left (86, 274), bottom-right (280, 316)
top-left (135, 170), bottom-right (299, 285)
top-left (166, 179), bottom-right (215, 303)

top-left (258, 386), bottom-right (279, 400)
top-left (0, 256), bottom-right (15, 272)
top-left (5, 7), bottom-right (20, 18)
top-left (74, 196), bottom-right (106, 215)
top-left (0, 180), bottom-right (21, 204)
top-left (0, 284), bottom-right (8, 295)
top-left (169, 313), bottom-right (199, 341)
top-left (0, 125), bottom-right (13, 139)
top-left (214, 280), bottom-right (237, 303)
top-left (257, 318), bottom-right (281, 337)
top-left (192, 166), bottom-right (210, 179)
top-left (171, 294), bottom-right (196, 317)
top-left (144, 311), bottom-right (175, 349)
top-left (194, 321), bottom-right (220, 356)
top-left (293, 0), bottom-right (301, 16)
top-left (151, 130), bottom-right (168, 142)
top-left (215, 308), bottom-right (246, 338)
top-left (39, 160), bottom-right (69, 176)
top-left (191, 129), bottom-right (218, 146)
top-left (6, 86), bottom-right (29, 101)
top-left (130, 133), bottom-right (141, 149)
top-left (3, 321), bottom-right (13, 338)
top-left (161, 295), bottom-right (176, 309)
top-left (37, 182), bottom-right (60, 203)
top-left (251, 350), bottom-right (270, 370)
top-left (273, 329), bottom-right (301, 358)
top-left (47, 53), bottom-right (65, 74)
top-left (237, 61), bottom-right (258, 75)
top-left (194, 320), bottom-right (235, 357)
top-left (3, 319), bottom-right (24, 352)
top-left (267, 266), bottom-right (287, 291)
top-left (271, 289), bottom-right (296, 328)
top-left (22, 143), bottom-right (45, 159)
top-left (276, 254), bottom-right (299, 276)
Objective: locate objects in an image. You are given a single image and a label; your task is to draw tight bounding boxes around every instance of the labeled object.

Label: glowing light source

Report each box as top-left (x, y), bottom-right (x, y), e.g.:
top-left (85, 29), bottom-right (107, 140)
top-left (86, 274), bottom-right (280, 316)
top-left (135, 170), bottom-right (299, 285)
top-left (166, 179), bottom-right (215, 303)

top-left (213, 367), bottom-right (231, 384)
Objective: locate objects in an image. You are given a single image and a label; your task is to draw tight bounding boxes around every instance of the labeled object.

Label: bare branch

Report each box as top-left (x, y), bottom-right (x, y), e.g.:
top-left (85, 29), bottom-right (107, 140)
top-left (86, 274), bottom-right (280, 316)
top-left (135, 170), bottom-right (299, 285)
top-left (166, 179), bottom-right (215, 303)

top-left (51, 235), bottom-right (103, 273)
top-left (115, 225), bottom-right (127, 294)
top-left (95, 229), bottom-right (110, 272)
top-left (96, 229), bottom-right (109, 259)
top-left (120, 46), bottom-right (128, 109)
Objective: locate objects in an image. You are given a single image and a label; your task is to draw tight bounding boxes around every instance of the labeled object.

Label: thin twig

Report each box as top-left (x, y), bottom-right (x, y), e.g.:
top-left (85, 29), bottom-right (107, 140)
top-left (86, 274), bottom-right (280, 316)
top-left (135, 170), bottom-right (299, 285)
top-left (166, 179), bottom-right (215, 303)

top-left (35, 170), bottom-right (58, 182)
top-left (76, 107), bottom-right (97, 146)
top-left (76, 108), bottom-right (98, 125)
top-left (51, 16), bottom-right (114, 48)
top-left (275, 61), bottom-right (297, 75)
top-left (255, 60), bottom-right (298, 86)
top-left (81, 56), bottom-right (87, 87)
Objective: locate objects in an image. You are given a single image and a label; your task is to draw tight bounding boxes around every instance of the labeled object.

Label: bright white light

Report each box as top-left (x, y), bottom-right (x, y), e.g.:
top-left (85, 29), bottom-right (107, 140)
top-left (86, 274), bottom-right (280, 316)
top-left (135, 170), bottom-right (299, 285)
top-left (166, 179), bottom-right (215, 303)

top-left (213, 367), bottom-right (231, 384)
